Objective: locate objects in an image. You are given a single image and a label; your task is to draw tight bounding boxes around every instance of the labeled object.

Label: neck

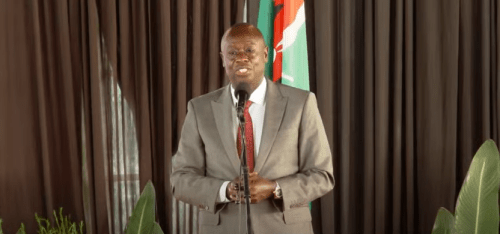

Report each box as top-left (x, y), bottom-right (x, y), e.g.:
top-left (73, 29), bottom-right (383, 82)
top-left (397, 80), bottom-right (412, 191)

top-left (231, 77), bottom-right (264, 95)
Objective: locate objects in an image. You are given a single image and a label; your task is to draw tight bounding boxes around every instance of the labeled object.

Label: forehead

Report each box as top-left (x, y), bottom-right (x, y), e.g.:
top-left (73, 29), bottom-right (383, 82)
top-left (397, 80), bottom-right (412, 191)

top-left (222, 36), bottom-right (264, 49)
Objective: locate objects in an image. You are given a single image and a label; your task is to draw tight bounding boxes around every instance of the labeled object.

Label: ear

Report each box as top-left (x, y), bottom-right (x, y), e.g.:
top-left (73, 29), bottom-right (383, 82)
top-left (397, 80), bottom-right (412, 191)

top-left (264, 46), bottom-right (269, 63)
top-left (220, 52), bottom-right (225, 67)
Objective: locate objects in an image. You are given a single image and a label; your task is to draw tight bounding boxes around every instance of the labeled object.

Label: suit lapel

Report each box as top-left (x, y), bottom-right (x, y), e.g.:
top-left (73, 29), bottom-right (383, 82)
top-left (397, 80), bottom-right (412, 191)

top-left (211, 86), bottom-right (241, 174)
top-left (254, 79), bottom-right (287, 172)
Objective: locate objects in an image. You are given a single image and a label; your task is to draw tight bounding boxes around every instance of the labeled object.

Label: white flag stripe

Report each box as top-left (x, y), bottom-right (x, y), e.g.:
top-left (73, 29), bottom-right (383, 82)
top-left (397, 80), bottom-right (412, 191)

top-left (281, 73), bottom-right (295, 82)
top-left (276, 3), bottom-right (306, 53)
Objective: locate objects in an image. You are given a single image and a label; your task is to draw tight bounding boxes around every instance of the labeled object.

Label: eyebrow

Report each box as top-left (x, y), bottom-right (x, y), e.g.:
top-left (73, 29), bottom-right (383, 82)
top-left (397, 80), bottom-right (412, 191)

top-left (226, 44), bottom-right (257, 50)
top-left (226, 37), bottom-right (259, 42)
top-left (227, 42), bottom-right (257, 45)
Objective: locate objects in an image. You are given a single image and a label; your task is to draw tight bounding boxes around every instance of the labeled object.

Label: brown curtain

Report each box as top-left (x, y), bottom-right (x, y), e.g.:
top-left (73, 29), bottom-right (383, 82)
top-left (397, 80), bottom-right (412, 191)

top-left (0, 0), bottom-right (84, 233)
top-left (1, 0), bottom-right (499, 234)
top-left (252, 0), bottom-right (498, 233)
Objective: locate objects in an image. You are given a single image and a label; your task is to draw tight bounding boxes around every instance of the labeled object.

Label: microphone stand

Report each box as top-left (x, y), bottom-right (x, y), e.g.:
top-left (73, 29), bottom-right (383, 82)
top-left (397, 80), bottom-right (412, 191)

top-left (237, 110), bottom-right (252, 234)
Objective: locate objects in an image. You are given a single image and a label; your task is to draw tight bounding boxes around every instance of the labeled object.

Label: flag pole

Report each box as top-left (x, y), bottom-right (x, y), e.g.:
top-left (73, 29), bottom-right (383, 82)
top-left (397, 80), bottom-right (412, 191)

top-left (243, 0), bottom-right (248, 23)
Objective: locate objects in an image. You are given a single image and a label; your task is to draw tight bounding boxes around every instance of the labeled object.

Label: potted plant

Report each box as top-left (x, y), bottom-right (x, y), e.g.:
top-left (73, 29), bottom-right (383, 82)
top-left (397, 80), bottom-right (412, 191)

top-left (432, 139), bottom-right (500, 234)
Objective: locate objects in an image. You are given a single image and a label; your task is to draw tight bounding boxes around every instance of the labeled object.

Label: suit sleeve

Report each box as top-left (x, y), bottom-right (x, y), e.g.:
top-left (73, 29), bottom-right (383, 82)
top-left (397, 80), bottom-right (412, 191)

top-left (170, 100), bottom-right (225, 214)
top-left (275, 93), bottom-right (335, 211)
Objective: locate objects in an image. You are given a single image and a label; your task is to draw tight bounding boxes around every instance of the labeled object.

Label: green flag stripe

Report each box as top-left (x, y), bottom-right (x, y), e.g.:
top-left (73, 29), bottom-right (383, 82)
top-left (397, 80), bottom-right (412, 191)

top-left (281, 23), bottom-right (309, 91)
top-left (257, 0), bottom-right (274, 80)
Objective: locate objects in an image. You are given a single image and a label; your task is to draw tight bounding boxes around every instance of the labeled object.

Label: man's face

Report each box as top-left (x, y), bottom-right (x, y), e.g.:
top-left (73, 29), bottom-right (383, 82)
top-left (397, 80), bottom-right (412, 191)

top-left (220, 34), bottom-right (268, 93)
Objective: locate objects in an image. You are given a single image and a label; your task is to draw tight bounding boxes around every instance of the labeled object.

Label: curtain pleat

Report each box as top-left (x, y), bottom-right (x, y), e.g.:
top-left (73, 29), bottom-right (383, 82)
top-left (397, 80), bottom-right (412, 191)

top-left (403, 0), bottom-right (416, 232)
top-left (309, 0), bottom-right (337, 232)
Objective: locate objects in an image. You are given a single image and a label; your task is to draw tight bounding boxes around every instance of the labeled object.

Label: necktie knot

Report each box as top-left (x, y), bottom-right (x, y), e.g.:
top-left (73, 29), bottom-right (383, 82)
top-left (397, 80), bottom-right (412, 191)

top-left (244, 101), bottom-right (252, 113)
top-left (245, 100), bottom-right (252, 108)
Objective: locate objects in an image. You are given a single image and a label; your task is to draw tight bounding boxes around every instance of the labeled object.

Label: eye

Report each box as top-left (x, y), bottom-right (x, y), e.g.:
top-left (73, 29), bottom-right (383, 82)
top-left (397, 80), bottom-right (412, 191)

top-left (229, 51), bottom-right (237, 55)
top-left (246, 48), bottom-right (254, 53)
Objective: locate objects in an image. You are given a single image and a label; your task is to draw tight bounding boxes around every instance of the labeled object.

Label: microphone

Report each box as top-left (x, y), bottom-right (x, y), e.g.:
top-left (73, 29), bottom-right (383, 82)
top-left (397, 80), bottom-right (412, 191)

top-left (235, 84), bottom-right (250, 122)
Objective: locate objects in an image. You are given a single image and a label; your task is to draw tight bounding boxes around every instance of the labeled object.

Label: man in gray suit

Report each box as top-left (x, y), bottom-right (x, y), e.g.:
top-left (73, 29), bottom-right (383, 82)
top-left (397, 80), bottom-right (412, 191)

top-left (171, 23), bottom-right (334, 234)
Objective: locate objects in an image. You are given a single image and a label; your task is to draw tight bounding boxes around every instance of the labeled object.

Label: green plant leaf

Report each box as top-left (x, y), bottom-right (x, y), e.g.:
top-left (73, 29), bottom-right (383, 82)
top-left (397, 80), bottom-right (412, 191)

top-left (432, 207), bottom-right (455, 234)
top-left (125, 181), bottom-right (156, 234)
top-left (0, 218), bottom-right (3, 234)
top-left (80, 221), bottom-right (84, 234)
top-left (16, 223), bottom-right (26, 234)
top-left (34, 208), bottom-right (84, 233)
top-left (455, 139), bottom-right (500, 234)
top-left (151, 222), bottom-right (164, 234)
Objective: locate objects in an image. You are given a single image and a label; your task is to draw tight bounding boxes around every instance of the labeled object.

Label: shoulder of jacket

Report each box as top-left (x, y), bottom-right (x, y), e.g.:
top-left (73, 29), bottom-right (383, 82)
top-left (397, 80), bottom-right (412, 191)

top-left (189, 86), bottom-right (227, 106)
top-left (273, 82), bottom-right (311, 102)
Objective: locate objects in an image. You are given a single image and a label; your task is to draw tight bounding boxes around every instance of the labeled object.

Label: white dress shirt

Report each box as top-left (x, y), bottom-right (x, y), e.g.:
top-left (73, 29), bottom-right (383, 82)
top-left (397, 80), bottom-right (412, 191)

top-left (230, 78), bottom-right (267, 157)
top-left (216, 78), bottom-right (267, 202)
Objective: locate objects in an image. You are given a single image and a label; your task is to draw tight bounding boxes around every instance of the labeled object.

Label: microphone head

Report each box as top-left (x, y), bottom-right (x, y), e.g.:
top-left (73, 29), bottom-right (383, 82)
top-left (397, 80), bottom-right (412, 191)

top-left (234, 83), bottom-right (250, 122)
top-left (235, 83), bottom-right (250, 102)
top-left (235, 90), bottom-right (249, 103)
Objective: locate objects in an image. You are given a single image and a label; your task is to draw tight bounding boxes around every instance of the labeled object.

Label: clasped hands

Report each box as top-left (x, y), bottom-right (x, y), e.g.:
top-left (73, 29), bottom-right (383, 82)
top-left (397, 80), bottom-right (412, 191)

top-left (226, 172), bottom-right (276, 204)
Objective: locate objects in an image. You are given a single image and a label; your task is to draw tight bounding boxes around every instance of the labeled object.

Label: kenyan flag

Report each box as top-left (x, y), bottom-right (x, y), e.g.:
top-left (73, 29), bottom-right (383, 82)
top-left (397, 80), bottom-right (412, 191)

top-left (257, 0), bottom-right (310, 91)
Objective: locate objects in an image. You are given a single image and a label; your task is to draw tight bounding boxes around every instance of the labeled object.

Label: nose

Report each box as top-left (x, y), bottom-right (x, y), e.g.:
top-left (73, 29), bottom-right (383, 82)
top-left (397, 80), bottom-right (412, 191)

top-left (235, 52), bottom-right (249, 63)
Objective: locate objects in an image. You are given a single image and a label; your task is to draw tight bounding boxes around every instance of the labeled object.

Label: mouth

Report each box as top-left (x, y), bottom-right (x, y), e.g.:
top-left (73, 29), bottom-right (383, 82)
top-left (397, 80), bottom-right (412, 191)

top-left (235, 67), bottom-right (251, 75)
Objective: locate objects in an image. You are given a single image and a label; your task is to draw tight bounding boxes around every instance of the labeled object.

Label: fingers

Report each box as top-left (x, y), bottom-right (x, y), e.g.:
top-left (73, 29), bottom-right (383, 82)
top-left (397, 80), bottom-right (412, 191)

top-left (227, 173), bottom-right (274, 204)
top-left (228, 181), bottom-right (239, 190)
top-left (230, 193), bottom-right (267, 204)
top-left (229, 177), bottom-right (244, 191)
top-left (250, 194), bottom-right (267, 204)
top-left (248, 172), bottom-right (259, 181)
top-left (233, 172), bottom-right (262, 186)
top-left (228, 179), bottom-right (248, 203)
top-left (235, 194), bottom-right (257, 204)
top-left (229, 192), bottom-right (243, 202)
top-left (227, 180), bottom-right (242, 202)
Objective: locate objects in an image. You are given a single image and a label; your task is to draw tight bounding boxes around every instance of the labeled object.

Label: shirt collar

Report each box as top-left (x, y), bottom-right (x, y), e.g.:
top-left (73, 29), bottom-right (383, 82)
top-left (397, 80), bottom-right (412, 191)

top-left (230, 78), bottom-right (267, 106)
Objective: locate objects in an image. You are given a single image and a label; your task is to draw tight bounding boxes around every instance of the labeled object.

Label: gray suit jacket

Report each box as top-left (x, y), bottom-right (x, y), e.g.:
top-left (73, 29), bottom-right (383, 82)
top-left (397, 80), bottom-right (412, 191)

top-left (171, 79), bottom-right (334, 234)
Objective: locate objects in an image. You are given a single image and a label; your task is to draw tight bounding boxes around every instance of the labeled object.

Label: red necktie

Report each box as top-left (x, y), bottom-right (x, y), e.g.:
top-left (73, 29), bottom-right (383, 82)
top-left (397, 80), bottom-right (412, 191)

top-left (237, 101), bottom-right (254, 172)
